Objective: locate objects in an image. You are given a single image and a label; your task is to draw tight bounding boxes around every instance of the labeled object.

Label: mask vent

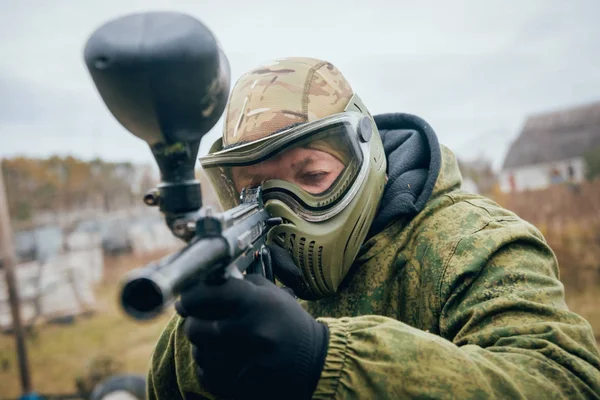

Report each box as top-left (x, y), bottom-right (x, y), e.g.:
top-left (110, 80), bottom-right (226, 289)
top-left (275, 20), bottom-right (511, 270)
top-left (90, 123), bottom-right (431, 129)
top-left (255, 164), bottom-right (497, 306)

top-left (308, 240), bottom-right (329, 292)
top-left (307, 241), bottom-right (316, 285)
top-left (280, 232), bottom-right (329, 294)
top-left (299, 236), bottom-right (306, 267)
top-left (307, 240), bottom-right (316, 268)
top-left (316, 245), bottom-right (329, 291)
top-left (317, 245), bottom-right (323, 269)
top-left (300, 236), bottom-right (318, 285)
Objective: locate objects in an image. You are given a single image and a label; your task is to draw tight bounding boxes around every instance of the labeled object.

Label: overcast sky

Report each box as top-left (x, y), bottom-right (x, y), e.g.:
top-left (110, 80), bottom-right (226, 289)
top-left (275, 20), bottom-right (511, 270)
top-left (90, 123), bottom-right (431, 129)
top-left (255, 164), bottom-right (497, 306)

top-left (2, 0), bottom-right (600, 171)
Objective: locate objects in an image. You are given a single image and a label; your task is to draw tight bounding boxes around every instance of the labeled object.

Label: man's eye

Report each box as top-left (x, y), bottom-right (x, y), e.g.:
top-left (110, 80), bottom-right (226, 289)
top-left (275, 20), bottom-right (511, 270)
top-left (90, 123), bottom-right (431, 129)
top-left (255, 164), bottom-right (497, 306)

top-left (301, 171), bottom-right (329, 184)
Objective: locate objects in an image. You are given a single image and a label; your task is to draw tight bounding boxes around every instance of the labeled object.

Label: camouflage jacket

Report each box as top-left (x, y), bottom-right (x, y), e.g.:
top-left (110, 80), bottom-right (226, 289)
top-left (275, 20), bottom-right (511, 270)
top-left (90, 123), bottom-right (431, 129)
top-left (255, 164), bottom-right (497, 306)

top-left (147, 145), bottom-right (600, 399)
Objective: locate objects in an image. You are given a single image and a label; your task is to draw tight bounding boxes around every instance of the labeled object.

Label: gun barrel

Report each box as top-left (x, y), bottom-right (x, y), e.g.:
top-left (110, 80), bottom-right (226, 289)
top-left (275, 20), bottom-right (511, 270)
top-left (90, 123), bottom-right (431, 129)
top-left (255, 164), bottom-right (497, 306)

top-left (120, 238), bottom-right (228, 320)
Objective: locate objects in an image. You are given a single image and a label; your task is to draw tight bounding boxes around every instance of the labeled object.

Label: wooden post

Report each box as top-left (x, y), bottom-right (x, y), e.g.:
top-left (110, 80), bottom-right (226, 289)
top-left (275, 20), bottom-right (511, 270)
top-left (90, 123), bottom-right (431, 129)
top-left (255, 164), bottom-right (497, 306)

top-left (0, 160), bottom-right (33, 394)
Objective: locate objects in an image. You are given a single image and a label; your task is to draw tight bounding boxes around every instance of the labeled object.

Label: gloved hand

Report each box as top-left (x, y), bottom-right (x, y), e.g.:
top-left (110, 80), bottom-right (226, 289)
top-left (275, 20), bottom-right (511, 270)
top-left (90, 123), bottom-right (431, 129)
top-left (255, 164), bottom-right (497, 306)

top-left (175, 273), bottom-right (329, 400)
top-left (266, 244), bottom-right (320, 300)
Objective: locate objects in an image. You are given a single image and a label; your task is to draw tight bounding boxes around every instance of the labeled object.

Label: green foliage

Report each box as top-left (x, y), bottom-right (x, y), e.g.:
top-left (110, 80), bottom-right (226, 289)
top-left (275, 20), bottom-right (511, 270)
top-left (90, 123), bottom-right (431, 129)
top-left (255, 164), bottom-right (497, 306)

top-left (583, 146), bottom-right (600, 181)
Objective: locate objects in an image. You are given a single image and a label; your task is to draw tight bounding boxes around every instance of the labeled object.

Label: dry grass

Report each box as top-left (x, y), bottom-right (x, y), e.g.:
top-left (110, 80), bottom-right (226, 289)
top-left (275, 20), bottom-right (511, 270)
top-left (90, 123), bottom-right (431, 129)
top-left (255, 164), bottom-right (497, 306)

top-left (0, 252), bottom-right (173, 399)
top-left (492, 180), bottom-right (600, 271)
top-left (565, 287), bottom-right (600, 342)
top-left (561, 268), bottom-right (600, 342)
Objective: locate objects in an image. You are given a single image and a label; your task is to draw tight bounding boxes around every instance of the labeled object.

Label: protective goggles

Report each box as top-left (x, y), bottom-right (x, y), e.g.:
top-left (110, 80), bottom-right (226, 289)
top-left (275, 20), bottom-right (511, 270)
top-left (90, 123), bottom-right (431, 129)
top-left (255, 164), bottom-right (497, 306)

top-left (199, 94), bottom-right (376, 222)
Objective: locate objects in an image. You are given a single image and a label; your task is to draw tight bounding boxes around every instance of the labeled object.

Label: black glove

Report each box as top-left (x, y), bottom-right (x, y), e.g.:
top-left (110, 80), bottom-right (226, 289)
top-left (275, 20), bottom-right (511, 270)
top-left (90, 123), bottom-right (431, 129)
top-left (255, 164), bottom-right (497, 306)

top-left (266, 244), bottom-right (320, 300)
top-left (175, 273), bottom-right (329, 400)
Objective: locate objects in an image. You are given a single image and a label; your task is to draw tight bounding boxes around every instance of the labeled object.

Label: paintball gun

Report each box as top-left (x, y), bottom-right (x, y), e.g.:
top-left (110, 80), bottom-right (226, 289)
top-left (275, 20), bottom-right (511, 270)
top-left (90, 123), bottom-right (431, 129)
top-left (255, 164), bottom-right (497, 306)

top-left (83, 11), bottom-right (281, 320)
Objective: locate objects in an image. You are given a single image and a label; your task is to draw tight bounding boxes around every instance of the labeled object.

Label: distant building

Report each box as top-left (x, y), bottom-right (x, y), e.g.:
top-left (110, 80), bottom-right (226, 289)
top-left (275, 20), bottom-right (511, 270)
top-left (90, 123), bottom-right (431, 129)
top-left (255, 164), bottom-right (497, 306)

top-left (500, 101), bottom-right (600, 192)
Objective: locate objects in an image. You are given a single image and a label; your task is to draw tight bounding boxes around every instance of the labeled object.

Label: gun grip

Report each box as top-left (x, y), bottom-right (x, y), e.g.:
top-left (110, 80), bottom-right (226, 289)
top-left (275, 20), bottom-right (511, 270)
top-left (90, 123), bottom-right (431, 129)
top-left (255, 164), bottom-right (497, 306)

top-left (260, 246), bottom-right (274, 282)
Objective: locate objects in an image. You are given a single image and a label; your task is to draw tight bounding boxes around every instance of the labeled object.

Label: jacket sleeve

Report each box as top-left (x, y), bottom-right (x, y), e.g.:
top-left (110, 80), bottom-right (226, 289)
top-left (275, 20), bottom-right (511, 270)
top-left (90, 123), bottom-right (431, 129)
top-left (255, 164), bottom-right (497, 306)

top-left (312, 217), bottom-right (600, 399)
top-left (147, 314), bottom-right (215, 400)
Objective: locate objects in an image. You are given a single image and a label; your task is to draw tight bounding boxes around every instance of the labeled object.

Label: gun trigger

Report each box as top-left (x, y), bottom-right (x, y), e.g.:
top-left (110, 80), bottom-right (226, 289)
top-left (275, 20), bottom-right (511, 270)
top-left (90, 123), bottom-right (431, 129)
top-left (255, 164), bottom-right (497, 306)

top-left (266, 217), bottom-right (283, 226)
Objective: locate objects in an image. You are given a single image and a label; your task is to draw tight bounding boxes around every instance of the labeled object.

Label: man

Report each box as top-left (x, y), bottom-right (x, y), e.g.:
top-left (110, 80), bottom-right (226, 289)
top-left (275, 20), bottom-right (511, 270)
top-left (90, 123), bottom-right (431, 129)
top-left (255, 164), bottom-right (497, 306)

top-left (148, 57), bottom-right (600, 399)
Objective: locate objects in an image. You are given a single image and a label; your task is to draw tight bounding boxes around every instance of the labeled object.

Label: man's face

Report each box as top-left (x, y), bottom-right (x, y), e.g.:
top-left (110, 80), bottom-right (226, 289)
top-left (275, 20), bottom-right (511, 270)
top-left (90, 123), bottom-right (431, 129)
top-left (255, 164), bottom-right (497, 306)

top-left (231, 147), bottom-right (345, 195)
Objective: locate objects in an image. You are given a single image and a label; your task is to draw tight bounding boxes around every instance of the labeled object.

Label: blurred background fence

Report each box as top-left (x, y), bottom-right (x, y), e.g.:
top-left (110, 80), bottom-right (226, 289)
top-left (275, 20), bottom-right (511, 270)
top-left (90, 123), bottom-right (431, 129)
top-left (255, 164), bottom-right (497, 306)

top-left (0, 208), bottom-right (182, 331)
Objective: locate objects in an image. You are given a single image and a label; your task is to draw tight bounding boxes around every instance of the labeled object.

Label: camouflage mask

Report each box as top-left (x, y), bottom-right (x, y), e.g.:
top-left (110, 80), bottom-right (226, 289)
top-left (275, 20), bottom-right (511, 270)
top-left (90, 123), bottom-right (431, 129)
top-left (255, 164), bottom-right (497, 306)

top-left (199, 57), bottom-right (386, 298)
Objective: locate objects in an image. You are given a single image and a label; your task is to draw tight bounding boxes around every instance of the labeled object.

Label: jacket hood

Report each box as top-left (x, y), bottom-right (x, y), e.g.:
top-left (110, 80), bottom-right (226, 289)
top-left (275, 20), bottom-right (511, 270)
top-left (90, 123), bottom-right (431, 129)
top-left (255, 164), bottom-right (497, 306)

top-left (369, 113), bottom-right (462, 235)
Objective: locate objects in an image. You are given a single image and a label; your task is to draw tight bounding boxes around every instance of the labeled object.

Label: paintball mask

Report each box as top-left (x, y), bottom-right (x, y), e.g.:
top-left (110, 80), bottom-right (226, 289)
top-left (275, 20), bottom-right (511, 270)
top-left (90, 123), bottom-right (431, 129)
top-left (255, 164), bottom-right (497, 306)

top-left (199, 58), bottom-right (387, 298)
